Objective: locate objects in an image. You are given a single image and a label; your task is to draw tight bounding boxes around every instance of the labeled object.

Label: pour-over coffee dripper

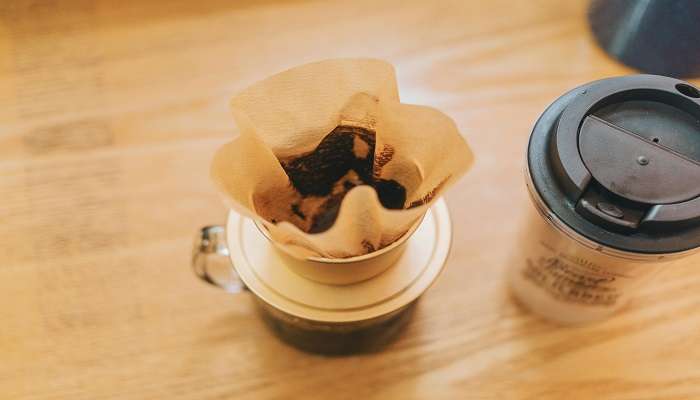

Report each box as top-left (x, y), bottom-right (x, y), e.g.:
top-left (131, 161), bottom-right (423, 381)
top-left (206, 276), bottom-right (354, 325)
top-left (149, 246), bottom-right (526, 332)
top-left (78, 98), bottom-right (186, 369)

top-left (192, 199), bottom-right (452, 354)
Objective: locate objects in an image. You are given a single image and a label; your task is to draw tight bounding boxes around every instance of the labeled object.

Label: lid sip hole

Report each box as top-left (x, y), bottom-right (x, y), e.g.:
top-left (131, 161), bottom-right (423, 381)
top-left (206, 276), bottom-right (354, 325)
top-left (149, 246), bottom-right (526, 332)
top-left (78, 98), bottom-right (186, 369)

top-left (676, 83), bottom-right (700, 98)
top-left (652, 137), bottom-right (659, 143)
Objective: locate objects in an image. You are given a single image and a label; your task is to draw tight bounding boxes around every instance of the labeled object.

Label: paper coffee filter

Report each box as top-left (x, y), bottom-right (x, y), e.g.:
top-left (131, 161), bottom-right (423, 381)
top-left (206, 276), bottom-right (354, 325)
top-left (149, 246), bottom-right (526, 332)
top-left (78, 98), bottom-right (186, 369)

top-left (211, 58), bottom-right (473, 259)
top-left (230, 58), bottom-right (399, 158)
top-left (374, 100), bottom-right (470, 206)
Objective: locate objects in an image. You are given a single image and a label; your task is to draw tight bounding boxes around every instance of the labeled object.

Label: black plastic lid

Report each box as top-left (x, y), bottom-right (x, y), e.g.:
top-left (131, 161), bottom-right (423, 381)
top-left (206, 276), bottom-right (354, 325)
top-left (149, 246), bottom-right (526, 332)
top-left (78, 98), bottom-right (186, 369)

top-left (528, 75), bottom-right (700, 254)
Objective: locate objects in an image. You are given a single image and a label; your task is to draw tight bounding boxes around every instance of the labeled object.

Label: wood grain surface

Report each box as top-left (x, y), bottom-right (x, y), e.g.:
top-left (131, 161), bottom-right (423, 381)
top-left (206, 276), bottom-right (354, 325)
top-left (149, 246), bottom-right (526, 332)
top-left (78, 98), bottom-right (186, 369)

top-left (2, 1), bottom-right (699, 399)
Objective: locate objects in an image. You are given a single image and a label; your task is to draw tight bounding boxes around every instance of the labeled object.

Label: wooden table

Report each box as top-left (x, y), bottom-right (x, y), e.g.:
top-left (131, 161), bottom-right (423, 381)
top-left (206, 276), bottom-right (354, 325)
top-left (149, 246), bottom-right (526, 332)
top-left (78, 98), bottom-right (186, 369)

top-left (2, 1), bottom-right (699, 398)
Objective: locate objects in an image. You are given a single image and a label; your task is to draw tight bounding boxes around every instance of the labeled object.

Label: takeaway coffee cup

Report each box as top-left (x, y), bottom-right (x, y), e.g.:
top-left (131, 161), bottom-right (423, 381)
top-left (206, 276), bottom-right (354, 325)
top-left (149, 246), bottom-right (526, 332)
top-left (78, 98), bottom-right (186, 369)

top-left (510, 75), bottom-right (700, 324)
top-left (192, 199), bottom-right (452, 354)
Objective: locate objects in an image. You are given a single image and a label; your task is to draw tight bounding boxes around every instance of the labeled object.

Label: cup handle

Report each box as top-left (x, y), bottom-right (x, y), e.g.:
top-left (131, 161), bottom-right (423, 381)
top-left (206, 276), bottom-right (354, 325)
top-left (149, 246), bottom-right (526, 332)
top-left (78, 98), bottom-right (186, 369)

top-left (192, 225), bottom-right (246, 293)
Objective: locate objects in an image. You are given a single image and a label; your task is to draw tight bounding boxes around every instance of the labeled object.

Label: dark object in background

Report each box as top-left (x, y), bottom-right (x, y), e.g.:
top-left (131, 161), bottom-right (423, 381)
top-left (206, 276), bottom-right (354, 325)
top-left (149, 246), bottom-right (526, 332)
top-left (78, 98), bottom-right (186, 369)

top-left (588, 0), bottom-right (700, 78)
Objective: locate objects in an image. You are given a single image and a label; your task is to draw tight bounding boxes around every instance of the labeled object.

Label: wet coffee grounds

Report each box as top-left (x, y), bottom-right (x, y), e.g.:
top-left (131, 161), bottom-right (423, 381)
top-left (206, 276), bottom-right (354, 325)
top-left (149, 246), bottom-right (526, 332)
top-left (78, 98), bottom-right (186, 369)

top-left (278, 125), bottom-right (406, 233)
